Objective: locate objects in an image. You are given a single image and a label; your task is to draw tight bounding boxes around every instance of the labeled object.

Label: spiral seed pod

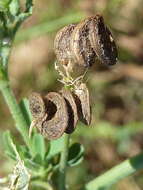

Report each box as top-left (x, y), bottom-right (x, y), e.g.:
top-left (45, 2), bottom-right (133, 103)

top-left (74, 83), bottom-right (91, 125)
top-left (70, 17), bottom-right (97, 68)
top-left (29, 84), bottom-right (92, 139)
top-left (29, 92), bottom-right (47, 120)
top-left (29, 92), bottom-right (69, 140)
top-left (29, 92), bottom-right (48, 138)
top-left (60, 88), bottom-right (78, 134)
top-left (54, 14), bottom-right (118, 79)
top-left (54, 24), bottom-right (77, 66)
top-left (40, 92), bottom-right (69, 140)
top-left (88, 15), bottom-right (118, 65)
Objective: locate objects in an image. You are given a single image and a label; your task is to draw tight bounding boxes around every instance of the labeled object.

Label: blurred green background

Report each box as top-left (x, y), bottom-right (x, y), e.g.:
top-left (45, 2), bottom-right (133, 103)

top-left (0, 0), bottom-right (143, 189)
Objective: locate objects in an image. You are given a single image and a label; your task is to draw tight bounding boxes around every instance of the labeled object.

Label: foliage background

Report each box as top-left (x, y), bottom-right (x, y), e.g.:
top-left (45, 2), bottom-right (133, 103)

top-left (0, 0), bottom-right (143, 189)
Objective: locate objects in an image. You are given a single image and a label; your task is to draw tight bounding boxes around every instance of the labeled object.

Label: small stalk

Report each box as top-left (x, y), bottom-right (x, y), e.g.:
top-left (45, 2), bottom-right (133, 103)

top-left (85, 153), bottom-right (143, 190)
top-left (58, 134), bottom-right (70, 190)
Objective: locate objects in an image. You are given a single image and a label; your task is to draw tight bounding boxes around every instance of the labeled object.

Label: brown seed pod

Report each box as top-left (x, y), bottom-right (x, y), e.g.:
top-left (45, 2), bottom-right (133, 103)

top-left (29, 92), bottom-right (47, 120)
top-left (54, 24), bottom-right (77, 67)
top-left (40, 92), bottom-right (69, 140)
top-left (29, 92), bottom-right (48, 138)
top-left (60, 88), bottom-right (78, 134)
top-left (54, 14), bottom-right (118, 79)
top-left (70, 17), bottom-right (97, 68)
top-left (74, 83), bottom-right (91, 125)
top-left (88, 15), bottom-right (118, 65)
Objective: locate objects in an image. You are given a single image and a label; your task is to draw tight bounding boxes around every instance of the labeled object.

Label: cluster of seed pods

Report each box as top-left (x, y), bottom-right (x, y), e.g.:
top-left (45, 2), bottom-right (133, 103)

top-left (54, 14), bottom-right (118, 77)
top-left (29, 14), bottom-right (118, 139)
top-left (29, 83), bottom-right (91, 140)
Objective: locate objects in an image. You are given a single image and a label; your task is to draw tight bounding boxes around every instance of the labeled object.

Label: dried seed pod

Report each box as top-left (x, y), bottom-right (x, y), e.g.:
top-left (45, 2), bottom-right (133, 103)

top-left (70, 17), bottom-right (97, 68)
top-left (54, 24), bottom-right (77, 67)
top-left (29, 92), bottom-right (47, 120)
top-left (29, 92), bottom-right (48, 138)
top-left (40, 92), bottom-right (69, 140)
top-left (88, 15), bottom-right (118, 65)
top-left (60, 88), bottom-right (78, 133)
top-left (74, 83), bottom-right (91, 125)
top-left (54, 14), bottom-right (118, 79)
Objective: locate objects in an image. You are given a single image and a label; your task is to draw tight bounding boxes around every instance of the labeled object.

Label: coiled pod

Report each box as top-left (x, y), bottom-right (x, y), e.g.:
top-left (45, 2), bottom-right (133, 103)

top-left (54, 15), bottom-right (118, 77)
top-left (29, 84), bottom-right (91, 140)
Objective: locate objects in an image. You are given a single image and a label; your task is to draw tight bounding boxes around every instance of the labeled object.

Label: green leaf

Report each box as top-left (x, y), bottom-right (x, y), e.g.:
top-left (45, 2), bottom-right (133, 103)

top-left (2, 130), bottom-right (16, 160)
top-left (32, 154), bottom-right (43, 165)
top-left (68, 143), bottom-right (84, 167)
top-left (32, 134), bottom-right (46, 161)
top-left (24, 158), bottom-right (41, 171)
top-left (19, 98), bottom-right (32, 126)
top-left (17, 145), bottom-right (31, 160)
top-left (46, 135), bottom-right (65, 160)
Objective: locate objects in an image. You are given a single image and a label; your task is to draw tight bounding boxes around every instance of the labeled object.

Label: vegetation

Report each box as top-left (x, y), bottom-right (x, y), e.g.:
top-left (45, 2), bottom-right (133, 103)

top-left (0, 0), bottom-right (143, 190)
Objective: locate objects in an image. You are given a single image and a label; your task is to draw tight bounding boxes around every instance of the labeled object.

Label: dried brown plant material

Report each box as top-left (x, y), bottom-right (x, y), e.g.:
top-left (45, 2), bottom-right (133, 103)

top-left (40, 92), bottom-right (69, 140)
top-left (88, 15), bottom-right (118, 66)
top-left (29, 92), bottom-right (48, 138)
top-left (70, 17), bottom-right (97, 68)
top-left (74, 83), bottom-right (91, 125)
top-left (29, 92), bottom-right (47, 119)
top-left (54, 14), bottom-right (118, 82)
top-left (54, 24), bottom-right (77, 67)
top-left (60, 88), bottom-right (78, 133)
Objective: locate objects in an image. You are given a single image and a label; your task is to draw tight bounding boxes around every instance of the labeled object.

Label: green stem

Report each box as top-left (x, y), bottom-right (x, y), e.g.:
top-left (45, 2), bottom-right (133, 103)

top-left (85, 152), bottom-right (143, 190)
top-left (58, 134), bottom-right (70, 190)
top-left (0, 80), bottom-right (32, 152)
top-left (31, 181), bottom-right (53, 190)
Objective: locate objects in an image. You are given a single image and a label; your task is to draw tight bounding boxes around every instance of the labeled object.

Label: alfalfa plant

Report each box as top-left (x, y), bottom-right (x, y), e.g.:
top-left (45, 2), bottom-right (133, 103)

top-left (1, 1), bottom-right (143, 190)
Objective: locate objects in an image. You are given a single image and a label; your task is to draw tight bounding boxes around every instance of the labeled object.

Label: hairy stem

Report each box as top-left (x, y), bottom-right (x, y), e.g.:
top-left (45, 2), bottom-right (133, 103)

top-left (0, 39), bottom-right (33, 154)
top-left (0, 80), bottom-right (32, 150)
top-left (58, 134), bottom-right (70, 190)
top-left (85, 152), bottom-right (143, 190)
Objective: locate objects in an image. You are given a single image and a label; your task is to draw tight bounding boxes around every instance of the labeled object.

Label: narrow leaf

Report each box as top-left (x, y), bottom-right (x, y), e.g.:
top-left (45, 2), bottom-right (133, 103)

top-left (2, 130), bottom-right (16, 160)
top-left (32, 134), bottom-right (46, 161)
top-left (24, 158), bottom-right (41, 171)
top-left (47, 135), bottom-right (65, 159)
top-left (19, 98), bottom-right (32, 126)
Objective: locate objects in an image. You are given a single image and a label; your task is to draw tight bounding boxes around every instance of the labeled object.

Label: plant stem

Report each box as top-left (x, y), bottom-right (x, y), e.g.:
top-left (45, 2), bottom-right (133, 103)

top-left (85, 152), bottom-right (143, 190)
top-left (58, 134), bottom-right (70, 190)
top-left (31, 181), bottom-right (53, 190)
top-left (0, 80), bottom-right (32, 151)
top-left (0, 38), bottom-right (34, 154)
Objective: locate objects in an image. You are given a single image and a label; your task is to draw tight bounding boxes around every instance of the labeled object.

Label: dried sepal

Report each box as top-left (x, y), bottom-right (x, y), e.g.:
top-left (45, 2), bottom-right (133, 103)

top-left (60, 88), bottom-right (78, 134)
